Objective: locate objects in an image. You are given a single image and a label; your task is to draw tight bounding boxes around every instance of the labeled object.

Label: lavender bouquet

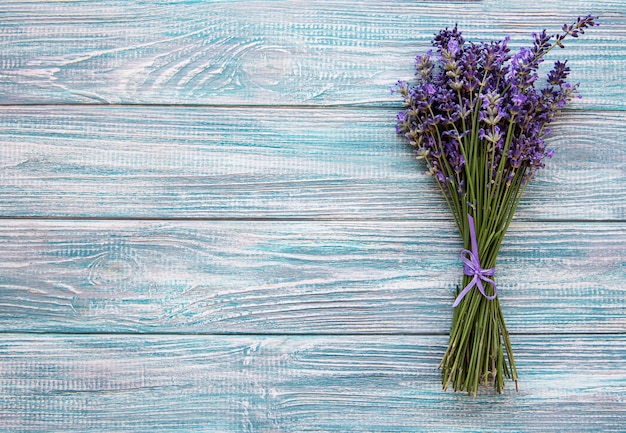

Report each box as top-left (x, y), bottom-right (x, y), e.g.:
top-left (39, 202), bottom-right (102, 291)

top-left (395, 15), bottom-right (598, 395)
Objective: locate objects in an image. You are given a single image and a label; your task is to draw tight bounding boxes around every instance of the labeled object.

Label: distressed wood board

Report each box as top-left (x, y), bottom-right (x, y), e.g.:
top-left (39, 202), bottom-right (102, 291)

top-left (0, 0), bottom-right (623, 108)
top-left (1, 335), bottom-right (625, 432)
top-left (1, 107), bottom-right (624, 220)
top-left (0, 220), bottom-right (624, 334)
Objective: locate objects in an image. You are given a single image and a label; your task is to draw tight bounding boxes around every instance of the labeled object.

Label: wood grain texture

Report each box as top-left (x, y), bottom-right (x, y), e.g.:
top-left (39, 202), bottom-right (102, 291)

top-left (0, 0), bottom-right (622, 108)
top-left (2, 1), bottom-right (625, 430)
top-left (1, 106), bottom-right (624, 220)
top-left (1, 334), bottom-right (625, 432)
top-left (0, 220), bottom-right (623, 334)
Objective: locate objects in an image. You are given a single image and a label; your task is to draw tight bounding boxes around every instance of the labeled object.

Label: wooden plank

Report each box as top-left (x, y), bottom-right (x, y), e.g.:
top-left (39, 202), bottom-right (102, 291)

top-left (0, 0), bottom-right (621, 108)
top-left (1, 106), bottom-right (624, 220)
top-left (1, 334), bottom-right (625, 432)
top-left (0, 220), bottom-right (623, 334)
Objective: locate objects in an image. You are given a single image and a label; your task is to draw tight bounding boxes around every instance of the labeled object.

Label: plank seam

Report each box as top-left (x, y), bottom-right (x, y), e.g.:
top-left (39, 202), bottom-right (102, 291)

top-left (0, 104), bottom-right (622, 114)
top-left (1, 216), bottom-right (625, 223)
top-left (0, 331), bottom-right (623, 337)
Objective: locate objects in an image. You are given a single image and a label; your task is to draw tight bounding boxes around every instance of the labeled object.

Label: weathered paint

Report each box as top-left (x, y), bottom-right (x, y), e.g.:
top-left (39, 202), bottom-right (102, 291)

top-left (1, 335), bottom-right (625, 432)
top-left (0, 0), bottom-right (622, 108)
top-left (0, 220), bottom-right (624, 334)
top-left (0, 0), bottom-right (624, 431)
top-left (0, 107), bottom-right (624, 220)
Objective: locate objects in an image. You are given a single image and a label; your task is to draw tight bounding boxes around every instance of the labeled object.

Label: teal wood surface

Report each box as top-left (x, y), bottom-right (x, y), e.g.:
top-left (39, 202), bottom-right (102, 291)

top-left (0, 0), bottom-right (623, 108)
top-left (0, 220), bottom-right (624, 334)
top-left (1, 335), bottom-right (625, 432)
top-left (1, 0), bottom-right (625, 431)
top-left (1, 107), bottom-right (624, 220)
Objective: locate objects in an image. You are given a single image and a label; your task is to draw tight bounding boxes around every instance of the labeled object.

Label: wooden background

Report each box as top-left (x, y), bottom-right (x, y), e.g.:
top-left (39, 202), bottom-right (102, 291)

top-left (1, 1), bottom-right (625, 431)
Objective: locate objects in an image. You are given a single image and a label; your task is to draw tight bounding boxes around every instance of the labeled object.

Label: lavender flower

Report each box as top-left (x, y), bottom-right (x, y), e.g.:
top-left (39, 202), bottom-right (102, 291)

top-left (393, 15), bottom-right (598, 396)
top-left (397, 15), bottom-right (598, 200)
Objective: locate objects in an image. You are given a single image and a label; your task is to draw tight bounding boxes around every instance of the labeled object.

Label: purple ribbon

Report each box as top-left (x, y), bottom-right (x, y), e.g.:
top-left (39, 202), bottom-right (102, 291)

top-left (452, 214), bottom-right (498, 308)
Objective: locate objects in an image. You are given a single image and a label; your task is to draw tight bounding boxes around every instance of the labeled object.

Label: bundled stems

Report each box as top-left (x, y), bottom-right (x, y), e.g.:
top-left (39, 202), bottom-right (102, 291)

top-left (441, 286), bottom-right (516, 394)
top-left (395, 15), bottom-right (597, 395)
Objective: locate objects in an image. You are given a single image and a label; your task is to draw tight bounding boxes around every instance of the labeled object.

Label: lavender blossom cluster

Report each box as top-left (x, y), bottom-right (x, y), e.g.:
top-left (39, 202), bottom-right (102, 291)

top-left (395, 15), bottom-right (598, 196)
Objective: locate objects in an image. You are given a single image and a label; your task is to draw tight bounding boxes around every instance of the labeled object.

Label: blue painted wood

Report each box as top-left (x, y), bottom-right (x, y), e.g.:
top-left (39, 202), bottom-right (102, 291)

top-left (1, 335), bottom-right (625, 432)
top-left (0, 0), bottom-right (621, 108)
top-left (1, 1), bottom-right (624, 431)
top-left (1, 107), bottom-right (624, 220)
top-left (0, 220), bottom-right (624, 334)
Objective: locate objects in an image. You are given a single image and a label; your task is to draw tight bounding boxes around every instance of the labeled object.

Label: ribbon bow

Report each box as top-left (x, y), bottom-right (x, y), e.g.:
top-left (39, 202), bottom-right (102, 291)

top-left (452, 214), bottom-right (498, 308)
